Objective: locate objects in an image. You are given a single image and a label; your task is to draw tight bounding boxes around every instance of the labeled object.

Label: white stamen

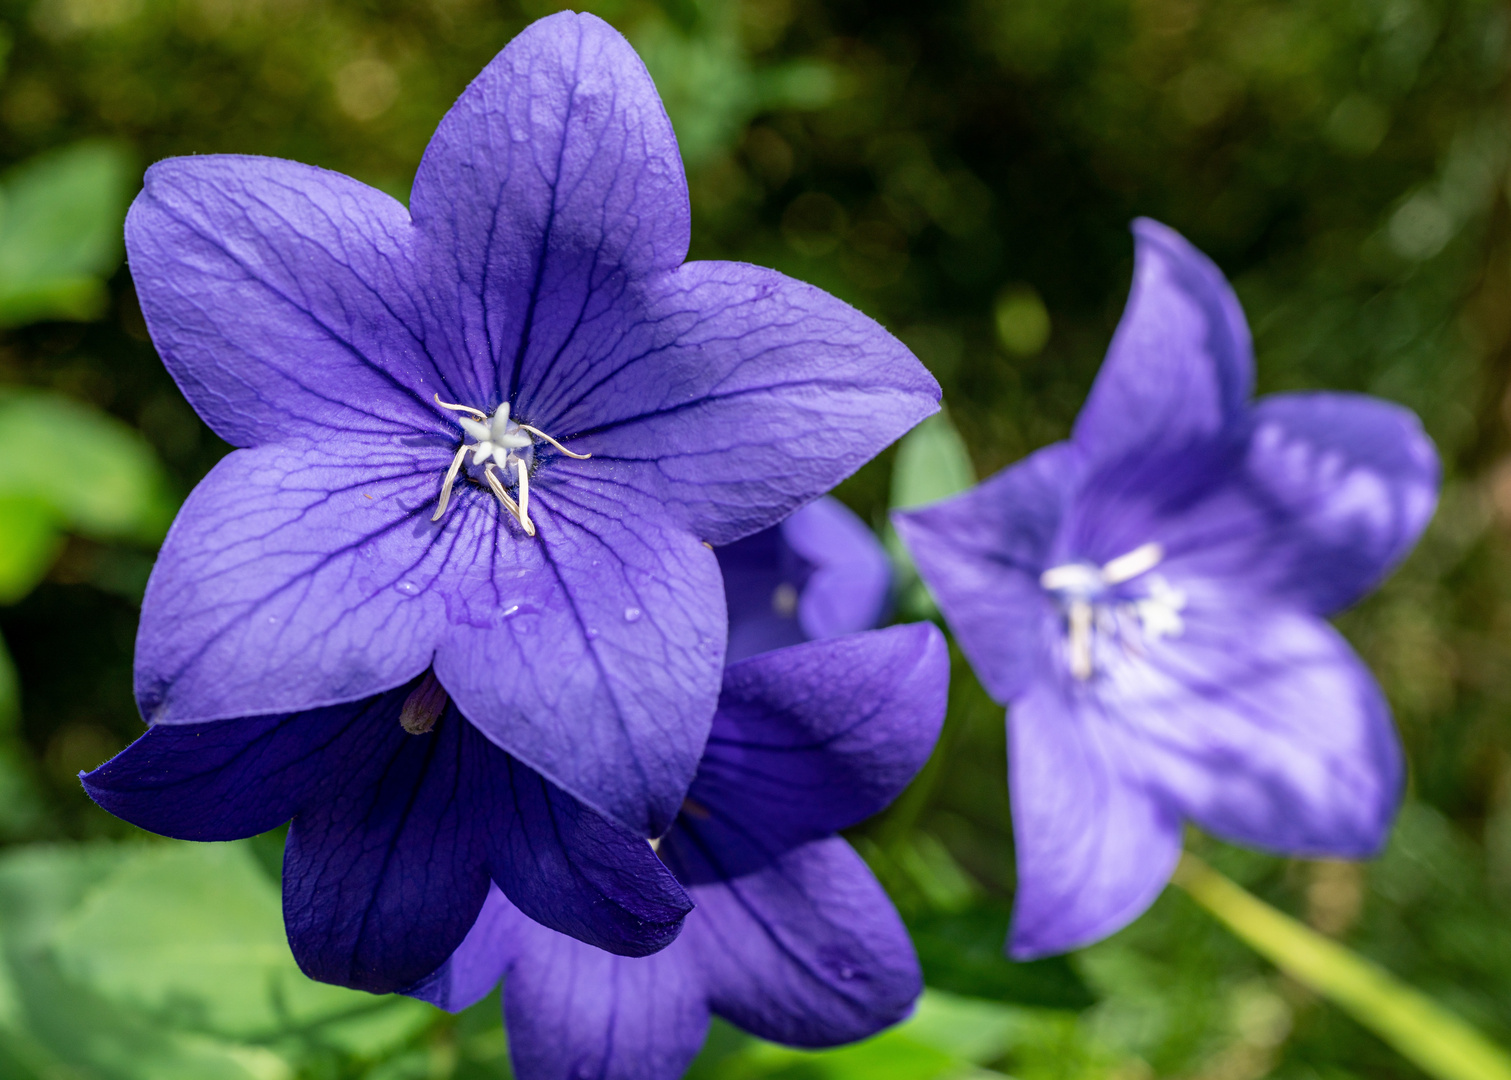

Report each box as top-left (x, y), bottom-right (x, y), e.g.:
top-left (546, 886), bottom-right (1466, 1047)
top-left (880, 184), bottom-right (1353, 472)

top-left (1101, 542), bottom-right (1164, 585)
top-left (516, 458), bottom-right (533, 534)
top-left (1041, 541), bottom-right (1179, 681)
top-left (431, 444), bottom-right (470, 522)
top-left (1068, 600), bottom-right (1094, 680)
top-left (432, 397), bottom-right (587, 535)
top-left (518, 423), bottom-right (592, 460)
top-left (433, 393), bottom-right (489, 421)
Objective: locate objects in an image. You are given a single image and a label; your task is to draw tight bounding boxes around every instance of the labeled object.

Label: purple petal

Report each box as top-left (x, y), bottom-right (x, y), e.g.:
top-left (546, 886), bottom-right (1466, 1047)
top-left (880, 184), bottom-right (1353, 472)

top-left (409, 11), bottom-right (689, 407)
top-left (893, 442), bottom-right (1081, 702)
top-left (404, 884), bottom-right (520, 1013)
top-left (1007, 677), bottom-right (1182, 959)
top-left (1240, 392), bottom-right (1440, 614)
top-left (693, 625), bottom-right (948, 845)
top-left (435, 468), bottom-right (724, 838)
top-left (677, 832), bottom-right (920, 1047)
top-left (717, 518), bottom-right (809, 663)
top-left (134, 442), bottom-right (457, 724)
top-left (1072, 219), bottom-right (1252, 467)
top-left (717, 496), bottom-right (891, 664)
top-left (783, 497), bottom-right (892, 641)
top-left (125, 155), bottom-right (450, 448)
top-left (502, 900), bottom-right (711, 1080)
top-left (80, 690), bottom-right (407, 840)
top-left (1105, 604), bottom-right (1403, 857)
top-left (479, 743), bottom-right (691, 957)
top-left (283, 703), bottom-right (491, 994)
top-left (544, 260), bottom-right (939, 545)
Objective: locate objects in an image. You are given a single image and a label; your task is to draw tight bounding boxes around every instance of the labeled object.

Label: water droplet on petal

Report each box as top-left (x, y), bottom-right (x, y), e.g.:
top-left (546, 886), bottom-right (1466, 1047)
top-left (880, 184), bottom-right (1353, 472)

top-left (585, 628), bottom-right (599, 640)
top-left (501, 604), bottom-right (520, 618)
top-left (623, 607), bottom-right (642, 623)
top-left (837, 965), bottom-right (858, 980)
top-left (395, 581), bottom-right (420, 596)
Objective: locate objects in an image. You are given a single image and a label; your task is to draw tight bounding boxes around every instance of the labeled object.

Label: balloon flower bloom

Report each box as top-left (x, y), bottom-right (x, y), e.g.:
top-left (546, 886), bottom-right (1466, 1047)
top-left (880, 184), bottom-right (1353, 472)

top-left (895, 219), bottom-right (1439, 958)
top-left (717, 495), bottom-right (892, 662)
top-left (87, 10), bottom-right (938, 991)
top-left (410, 624), bottom-right (949, 1080)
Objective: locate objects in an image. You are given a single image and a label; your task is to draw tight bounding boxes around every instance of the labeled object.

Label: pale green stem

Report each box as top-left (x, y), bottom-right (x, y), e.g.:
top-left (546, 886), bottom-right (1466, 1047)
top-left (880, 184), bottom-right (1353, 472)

top-left (1172, 853), bottom-right (1511, 1080)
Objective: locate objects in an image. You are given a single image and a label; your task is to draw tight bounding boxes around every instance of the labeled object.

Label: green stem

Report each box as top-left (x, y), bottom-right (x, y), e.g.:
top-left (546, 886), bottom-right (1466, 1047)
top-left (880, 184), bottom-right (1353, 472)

top-left (1173, 853), bottom-right (1511, 1080)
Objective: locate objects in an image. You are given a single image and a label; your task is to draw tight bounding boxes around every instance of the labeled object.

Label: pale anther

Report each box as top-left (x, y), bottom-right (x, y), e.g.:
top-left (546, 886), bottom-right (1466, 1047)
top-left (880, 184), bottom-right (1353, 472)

top-left (1100, 542), bottom-right (1164, 585)
top-left (1041, 541), bottom-right (1178, 681)
top-left (430, 395), bottom-right (590, 535)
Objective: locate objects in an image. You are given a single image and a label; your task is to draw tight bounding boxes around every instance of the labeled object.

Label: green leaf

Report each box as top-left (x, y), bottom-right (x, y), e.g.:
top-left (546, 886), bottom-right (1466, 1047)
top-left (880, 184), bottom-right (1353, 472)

top-left (889, 410), bottom-right (975, 513)
top-left (0, 390), bottom-right (176, 547)
top-left (1174, 853), bottom-right (1511, 1080)
top-left (49, 842), bottom-right (430, 1047)
top-left (885, 409), bottom-right (975, 619)
top-left (910, 902), bottom-right (1096, 1010)
top-left (0, 495), bottom-right (64, 605)
top-left (0, 141), bottom-right (133, 328)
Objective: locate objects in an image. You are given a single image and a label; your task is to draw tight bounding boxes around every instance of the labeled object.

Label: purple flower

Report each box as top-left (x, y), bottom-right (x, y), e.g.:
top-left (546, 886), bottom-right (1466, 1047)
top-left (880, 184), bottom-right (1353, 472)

top-left (406, 624), bottom-right (950, 1080)
top-left (123, 10), bottom-right (937, 842)
top-left (894, 220), bottom-right (1439, 959)
top-left (717, 495), bottom-right (892, 662)
top-left (81, 674), bottom-right (692, 993)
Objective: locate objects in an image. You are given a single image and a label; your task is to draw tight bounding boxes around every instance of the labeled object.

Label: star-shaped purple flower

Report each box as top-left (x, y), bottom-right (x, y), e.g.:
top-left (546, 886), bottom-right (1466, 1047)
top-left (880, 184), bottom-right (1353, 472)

top-left (406, 623), bottom-right (949, 1080)
top-left (717, 495), bottom-right (892, 662)
top-left (81, 674), bottom-right (692, 993)
top-left (124, 11), bottom-right (937, 840)
top-left (894, 219), bottom-right (1439, 958)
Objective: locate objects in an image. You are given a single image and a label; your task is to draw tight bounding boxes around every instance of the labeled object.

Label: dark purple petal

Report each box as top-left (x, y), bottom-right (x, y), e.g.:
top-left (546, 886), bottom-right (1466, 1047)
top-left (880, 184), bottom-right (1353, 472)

top-left (1007, 678), bottom-right (1182, 960)
top-left (404, 884), bottom-right (520, 1013)
top-left (718, 496), bottom-right (890, 663)
top-left (477, 737), bottom-right (692, 957)
top-left (1071, 219), bottom-right (1252, 467)
top-left (782, 497), bottom-right (892, 641)
top-left (548, 261), bottom-right (939, 545)
top-left (678, 833), bottom-right (920, 1047)
top-left (692, 625), bottom-right (948, 846)
top-left (125, 155), bottom-right (451, 448)
top-left (1239, 392), bottom-right (1440, 614)
top-left (80, 689), bottom-right (407, 840)
top-left (894, 442), bottom-right (1081, 702)
top-left (283, 704), bottom-right (490, 994)
top-left (409, 11), bottom-right (689, 407)
top-left (718, 517), bottom-right (809, 663)
top-left (502, 902), bottom-right (711, 1080)
top-left (1104, 604), bottom-right (1402, 857)
top-left (435, 469), bottom-right (724, 837)
top-left (134, 442), bottom-right (459, 724)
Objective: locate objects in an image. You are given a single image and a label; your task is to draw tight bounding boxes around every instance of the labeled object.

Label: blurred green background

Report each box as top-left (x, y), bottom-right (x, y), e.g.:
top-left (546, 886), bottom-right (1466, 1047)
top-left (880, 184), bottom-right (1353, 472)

top-left (0, 0), bottom-right (1508, 1076)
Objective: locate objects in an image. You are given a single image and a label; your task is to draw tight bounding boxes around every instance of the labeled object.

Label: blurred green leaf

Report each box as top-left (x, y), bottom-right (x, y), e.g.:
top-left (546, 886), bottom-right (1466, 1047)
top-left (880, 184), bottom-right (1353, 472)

top-left (909, 902), bottom-right (1096, 1011)
top-left (0, 389), bottom-right (176, 549)
top-left (50, 842), bottom-right (430, 1047)
top-left (886, 410), bottom-right (975, 618)
top-left (1175, 852), bottom-right (1511, 1080)
top-left (0, 495), bottom-right (63, 604)
top-left (889, 411), bottom-right (975, 513)
top-left (0, 141), bottom-right (133, 327)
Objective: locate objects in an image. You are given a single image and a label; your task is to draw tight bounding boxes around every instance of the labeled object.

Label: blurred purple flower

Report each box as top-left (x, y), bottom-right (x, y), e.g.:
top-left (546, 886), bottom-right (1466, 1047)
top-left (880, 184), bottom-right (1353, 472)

top-left (123, 11), bottom-right (937, 840)
top-left (407, 624), bottom-right (950, 1080)
top-left (894, 219), bottom-right (1439, 958)
top-left (81, 673), bottom-right (691, 993)
top-left (717, 495), bottom-right (892, 662)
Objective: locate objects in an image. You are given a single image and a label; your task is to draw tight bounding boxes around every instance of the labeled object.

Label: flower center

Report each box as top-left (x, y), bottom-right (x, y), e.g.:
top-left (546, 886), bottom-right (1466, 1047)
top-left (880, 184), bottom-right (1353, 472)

top-left (430, 394), bottom-right (590, 535)
top-left (1039, 541), bottom-right (1186, 681)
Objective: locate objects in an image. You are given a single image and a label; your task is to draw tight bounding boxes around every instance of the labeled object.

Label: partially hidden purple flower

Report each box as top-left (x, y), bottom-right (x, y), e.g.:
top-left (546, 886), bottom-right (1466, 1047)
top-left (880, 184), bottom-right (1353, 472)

top-left (122, 9), bottom-right (937, 846)
top-left (894, 219), bottom-right (1439, 959)
top-left (81, 673), bottom-right (692, 993)
top-left (717, 495), bottom-right (892, 662)
top-left (406, 623), bottom-right (950, 1080)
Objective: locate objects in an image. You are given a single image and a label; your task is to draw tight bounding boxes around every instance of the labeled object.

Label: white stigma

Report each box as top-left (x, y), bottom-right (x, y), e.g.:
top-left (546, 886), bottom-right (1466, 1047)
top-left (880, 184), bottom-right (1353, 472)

top-left (430, 394), bottom-right (590, 534)
top-left (1039, 542), bottom-right (1185, 681)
